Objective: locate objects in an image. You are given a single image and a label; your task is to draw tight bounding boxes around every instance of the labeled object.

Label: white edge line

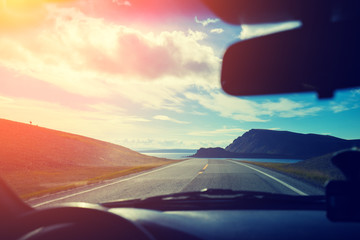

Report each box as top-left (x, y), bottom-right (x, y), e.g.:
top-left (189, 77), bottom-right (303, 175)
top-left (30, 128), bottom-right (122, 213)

top-left (32, 160), bottom-right (189, 207)
top-left (229, 160), bottom-right (308, 196)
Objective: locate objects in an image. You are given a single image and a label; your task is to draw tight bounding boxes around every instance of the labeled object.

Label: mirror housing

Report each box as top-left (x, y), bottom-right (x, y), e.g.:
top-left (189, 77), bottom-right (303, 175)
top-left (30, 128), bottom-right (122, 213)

top-left (202, 0), bottom-right (360, 25)
top-left (326, 150), bottom-right (360, 222)
top-left (221, 21), bottom-right (360, 99)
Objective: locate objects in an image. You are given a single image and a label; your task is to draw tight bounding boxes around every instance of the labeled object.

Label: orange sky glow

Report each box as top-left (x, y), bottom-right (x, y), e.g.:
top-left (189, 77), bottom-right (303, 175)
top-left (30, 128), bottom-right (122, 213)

top-left (1, 0), bottom-right (359, 149)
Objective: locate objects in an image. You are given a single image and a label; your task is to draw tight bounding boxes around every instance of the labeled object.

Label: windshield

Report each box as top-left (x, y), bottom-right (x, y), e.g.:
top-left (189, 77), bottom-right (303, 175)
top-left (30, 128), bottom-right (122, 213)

top-left (0, 0), bottom-right (359, 208)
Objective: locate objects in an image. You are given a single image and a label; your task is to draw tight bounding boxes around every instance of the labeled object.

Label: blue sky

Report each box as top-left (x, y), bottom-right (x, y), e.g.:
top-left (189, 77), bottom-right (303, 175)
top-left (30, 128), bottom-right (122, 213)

top-left (0, 0), bottom-right (359, 150)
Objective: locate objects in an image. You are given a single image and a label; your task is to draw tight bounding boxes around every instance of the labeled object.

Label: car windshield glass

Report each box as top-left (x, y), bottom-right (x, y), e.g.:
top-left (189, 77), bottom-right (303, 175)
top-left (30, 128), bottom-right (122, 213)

top-left (0, 0), bottom-right (359, 208)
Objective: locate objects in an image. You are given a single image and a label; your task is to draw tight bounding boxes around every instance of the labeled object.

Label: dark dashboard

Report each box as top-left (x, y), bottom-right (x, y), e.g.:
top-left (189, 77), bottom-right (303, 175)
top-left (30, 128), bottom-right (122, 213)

top-left (10, 201), bottom-right (360, 240)
top-left (110, 208), bottom-right (360, 240)
top-left (5, 188), bottom-right (360, 240)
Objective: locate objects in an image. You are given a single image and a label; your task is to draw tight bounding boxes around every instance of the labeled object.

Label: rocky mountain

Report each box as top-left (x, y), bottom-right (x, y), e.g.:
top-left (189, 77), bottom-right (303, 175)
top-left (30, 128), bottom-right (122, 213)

top-left (189, 147), bottom-right (292, 159)
top-left (226, 129), bottom-right (360, 159)
top-left (191, 129), bottom-right (360, 159)
top-left (189, 148), bottom-right (241, 158)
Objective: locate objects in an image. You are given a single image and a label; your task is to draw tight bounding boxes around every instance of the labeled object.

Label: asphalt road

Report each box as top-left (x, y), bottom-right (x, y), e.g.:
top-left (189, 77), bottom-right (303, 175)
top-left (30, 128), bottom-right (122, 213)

top-left (27, 159), bottom-right (324, 208)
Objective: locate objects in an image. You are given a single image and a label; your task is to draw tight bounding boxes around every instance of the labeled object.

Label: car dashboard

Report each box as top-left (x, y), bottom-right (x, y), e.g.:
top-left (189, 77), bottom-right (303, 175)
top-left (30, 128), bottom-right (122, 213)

top-left (110, 207), bottom-right (360, 240)
top-left (7, 190), bottom-right (360, 240)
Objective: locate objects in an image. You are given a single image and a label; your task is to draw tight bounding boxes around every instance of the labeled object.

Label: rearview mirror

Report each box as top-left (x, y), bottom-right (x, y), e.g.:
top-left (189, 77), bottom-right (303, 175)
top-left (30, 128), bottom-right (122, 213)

top-left (202, 0), bottom-right (360, 25)
top-left (221, 23), bottom-right (360, 99)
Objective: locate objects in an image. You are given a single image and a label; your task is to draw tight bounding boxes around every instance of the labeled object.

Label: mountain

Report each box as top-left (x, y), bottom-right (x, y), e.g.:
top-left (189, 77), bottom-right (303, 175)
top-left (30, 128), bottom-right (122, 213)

top-left (226, 129), bottom-right (360, 159)
top-left (190, 148), bottom-right (241, 158)
top-left (189, 147), bottom-right (292, 159)
top-left (191, 129), bottom-right (360, 159)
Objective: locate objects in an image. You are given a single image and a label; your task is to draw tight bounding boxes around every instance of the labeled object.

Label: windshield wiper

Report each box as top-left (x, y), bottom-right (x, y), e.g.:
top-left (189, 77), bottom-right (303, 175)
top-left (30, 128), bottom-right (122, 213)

top-left (102, 188), bottom-right (325, 211)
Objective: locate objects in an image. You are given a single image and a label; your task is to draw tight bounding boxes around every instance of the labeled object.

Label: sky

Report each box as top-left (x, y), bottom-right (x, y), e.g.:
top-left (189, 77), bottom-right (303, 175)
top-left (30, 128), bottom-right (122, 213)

top-left (0, 0), bottom-right (359, 150)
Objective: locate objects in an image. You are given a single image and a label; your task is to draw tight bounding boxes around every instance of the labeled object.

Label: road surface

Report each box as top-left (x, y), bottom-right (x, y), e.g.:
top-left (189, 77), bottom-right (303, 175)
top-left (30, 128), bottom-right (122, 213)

top-left (27, 159), bottom-right (324, 208)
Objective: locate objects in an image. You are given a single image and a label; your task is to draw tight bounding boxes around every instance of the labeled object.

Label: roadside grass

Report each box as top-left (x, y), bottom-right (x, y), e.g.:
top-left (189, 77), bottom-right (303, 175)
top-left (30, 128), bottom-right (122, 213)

top-left (0, 119), bottom-right (181, 201)
top-left (2, 162), bottom-right (176, 200)
top-left (240, 161), bottom-right (336, 187)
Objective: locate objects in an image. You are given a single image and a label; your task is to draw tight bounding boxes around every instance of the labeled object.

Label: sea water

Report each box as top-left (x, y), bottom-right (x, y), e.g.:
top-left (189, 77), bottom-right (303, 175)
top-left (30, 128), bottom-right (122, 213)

top-left (140, 151), bottom-right (301, 163)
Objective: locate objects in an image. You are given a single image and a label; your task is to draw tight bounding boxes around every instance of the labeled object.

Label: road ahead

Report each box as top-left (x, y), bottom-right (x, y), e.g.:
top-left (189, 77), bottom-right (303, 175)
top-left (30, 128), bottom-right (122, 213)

top-left (27, 159), bottom-right (324, 208)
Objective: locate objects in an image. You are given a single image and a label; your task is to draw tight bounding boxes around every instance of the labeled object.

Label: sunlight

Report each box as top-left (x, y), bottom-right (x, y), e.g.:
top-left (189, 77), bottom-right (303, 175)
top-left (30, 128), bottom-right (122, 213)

top-left (2, 0), bottom-right (43, 13)
top-left (0, 0), bottom-right (74, 30)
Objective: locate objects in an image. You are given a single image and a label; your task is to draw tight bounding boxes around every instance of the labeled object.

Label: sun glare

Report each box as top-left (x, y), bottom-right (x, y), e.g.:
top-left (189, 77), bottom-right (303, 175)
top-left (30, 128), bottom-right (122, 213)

top-left (3, 0), bottom-right (43, 12)
top-left (0, 0), bottom-right (74, 30)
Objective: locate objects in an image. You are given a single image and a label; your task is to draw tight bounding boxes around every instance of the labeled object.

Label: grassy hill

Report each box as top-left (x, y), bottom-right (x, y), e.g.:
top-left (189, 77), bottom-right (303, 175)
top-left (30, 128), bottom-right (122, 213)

top-left (0, 119), bottom-right (173, 199)
top-left (244, 152), bottom-right (346, 187)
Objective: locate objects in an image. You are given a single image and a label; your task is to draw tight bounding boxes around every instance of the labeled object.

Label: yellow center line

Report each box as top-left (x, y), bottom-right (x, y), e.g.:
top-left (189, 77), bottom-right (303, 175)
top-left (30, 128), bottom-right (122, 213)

top-left (202, 164), bottom-right (208, 170)
top-left (198, 163), bottom-right (209, 174)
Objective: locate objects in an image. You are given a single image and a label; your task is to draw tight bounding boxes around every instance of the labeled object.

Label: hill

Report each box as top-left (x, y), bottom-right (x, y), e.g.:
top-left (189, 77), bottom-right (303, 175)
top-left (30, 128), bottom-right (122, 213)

top-left (244, 152), bottom-right (346, 187)
top-left (189, 147), bottom-right (291, 159)
top-left (226, 129), bottom-right (360, 159)
top-left (0, 119), bottom-right (172, 198)
top-left (190, 147), bottom-right (243, 158)
top-left (191, 129), bottom-right (360, 159)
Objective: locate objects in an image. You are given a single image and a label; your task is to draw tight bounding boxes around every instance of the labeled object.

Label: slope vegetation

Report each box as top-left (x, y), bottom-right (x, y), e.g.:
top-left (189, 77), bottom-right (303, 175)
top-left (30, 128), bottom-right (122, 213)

top-left (0, 119), bottom-right (172, 199)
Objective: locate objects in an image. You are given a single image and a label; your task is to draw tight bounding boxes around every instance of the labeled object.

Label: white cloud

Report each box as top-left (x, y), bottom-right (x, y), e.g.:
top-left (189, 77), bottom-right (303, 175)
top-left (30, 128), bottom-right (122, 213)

top-left (185, 91), bottom-right (268, 122)
top-left (260, 98), bottom-right (321, 117)
top-left (89, 103), bottom-right (126, 114)
top-left (0, 96), bottom-right (153, 140)
top-left (0, 96), bottom-right (14, 103)
top-left (278, 106), bottom-right (322, 118)
top-left (153, 115), bottom-right (189, 124)
top-left (117, 138), bottom-right (232, 149)
top-left (116, 138), bottom-right (193, 150)
top-left (262, 98), bottom-right (303, 112)
top-left (186, 91), bottom-right (323, 122)
top-left (188, 127), bottom-right (247, 136)
top-left (239, 21), bottom-right (301, 40)
top-left (329, 91), bottom-right (360, 114)
top-left (331, 104), bottom-right (352, 113)
top-left (210, 28), bottom-right (224, 34)
top-left (112, 0), bottom-right (131, 6)
top-left (190, 110), bottom-right (207, 116)
top-left (0, 6), bottom-right (221, 112)
top-left (353, 89), bottom-right (360, 95)
top-left (195, 16), bottom-right (220, 27)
